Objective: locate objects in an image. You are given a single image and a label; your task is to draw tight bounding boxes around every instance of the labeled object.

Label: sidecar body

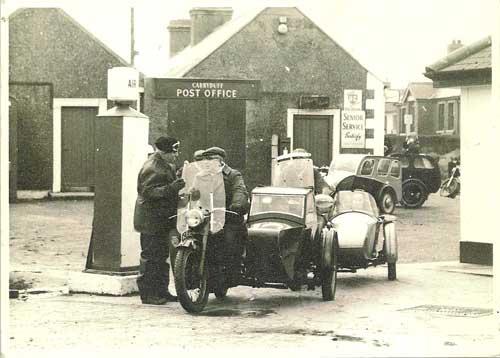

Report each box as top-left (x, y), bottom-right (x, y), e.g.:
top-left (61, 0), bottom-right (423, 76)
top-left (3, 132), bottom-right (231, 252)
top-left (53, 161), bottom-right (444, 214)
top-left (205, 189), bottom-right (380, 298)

top-left (330, 190), bottom-right (398, 280)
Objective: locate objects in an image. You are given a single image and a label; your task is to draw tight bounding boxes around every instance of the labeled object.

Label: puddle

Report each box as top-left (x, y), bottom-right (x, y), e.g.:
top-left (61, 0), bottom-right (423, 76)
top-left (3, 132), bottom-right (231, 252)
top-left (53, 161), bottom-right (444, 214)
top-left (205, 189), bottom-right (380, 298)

top-left (200, 308), bottom-right (276, 318)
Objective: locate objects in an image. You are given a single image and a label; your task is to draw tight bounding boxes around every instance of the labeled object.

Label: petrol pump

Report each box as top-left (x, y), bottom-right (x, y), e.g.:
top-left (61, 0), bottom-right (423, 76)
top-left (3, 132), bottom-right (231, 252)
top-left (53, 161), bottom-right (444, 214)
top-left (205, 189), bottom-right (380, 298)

top-left (69, 67), bottom-right (149, 295)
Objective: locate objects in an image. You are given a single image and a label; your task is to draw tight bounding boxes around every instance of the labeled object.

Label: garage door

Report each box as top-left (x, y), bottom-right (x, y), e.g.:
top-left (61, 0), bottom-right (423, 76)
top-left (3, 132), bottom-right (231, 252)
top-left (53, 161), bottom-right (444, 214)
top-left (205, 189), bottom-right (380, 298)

top-left (293, 114), bottom-right (332, 167)
top-left (61, 106), bottom-right (98, 191)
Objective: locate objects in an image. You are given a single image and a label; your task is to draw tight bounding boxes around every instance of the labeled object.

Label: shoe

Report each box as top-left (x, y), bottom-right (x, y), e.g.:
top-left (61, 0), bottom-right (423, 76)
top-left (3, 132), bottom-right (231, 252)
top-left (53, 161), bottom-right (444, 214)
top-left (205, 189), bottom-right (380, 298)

top-left (141, 296), bottom-right (168, 305)
top-left (159, 291), bottom-right (178, 302)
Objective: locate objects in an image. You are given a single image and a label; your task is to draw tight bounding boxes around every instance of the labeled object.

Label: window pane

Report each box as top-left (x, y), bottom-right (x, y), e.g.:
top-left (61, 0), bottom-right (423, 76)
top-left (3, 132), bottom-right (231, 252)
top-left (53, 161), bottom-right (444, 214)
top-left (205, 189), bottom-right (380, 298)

top-left (390, 160), bottom-right (400, 177)
top-left (448, 102), bottom-right (455, 130)
top-left (438, 103), bottom-right (445, 130)
top-left (377, 159), bottom-right (391, 175)
top-left (360, 159), bottom-right (375, 175)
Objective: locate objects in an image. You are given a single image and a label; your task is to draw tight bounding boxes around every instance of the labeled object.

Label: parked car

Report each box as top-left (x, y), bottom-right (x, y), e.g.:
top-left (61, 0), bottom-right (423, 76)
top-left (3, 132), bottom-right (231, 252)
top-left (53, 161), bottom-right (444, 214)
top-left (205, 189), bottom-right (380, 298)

top-left (324, 154), bottom-right (402, 214)
top-left (389, 153), bottom-right (441, 208)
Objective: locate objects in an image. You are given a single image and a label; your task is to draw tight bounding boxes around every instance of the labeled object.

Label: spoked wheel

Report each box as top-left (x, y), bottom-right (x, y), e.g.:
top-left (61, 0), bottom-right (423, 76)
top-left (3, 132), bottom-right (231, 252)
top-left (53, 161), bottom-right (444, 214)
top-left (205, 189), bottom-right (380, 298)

top-left (321, 236), bottom-right (338, 301)
top-left (440, 178), bottom-right (460, 198)
top-left (402, 180), bottom-right (427, 208)
top-left (174, 248), bottom-right (209, 314)
top-left (380, 190), bottom-right (397, 214)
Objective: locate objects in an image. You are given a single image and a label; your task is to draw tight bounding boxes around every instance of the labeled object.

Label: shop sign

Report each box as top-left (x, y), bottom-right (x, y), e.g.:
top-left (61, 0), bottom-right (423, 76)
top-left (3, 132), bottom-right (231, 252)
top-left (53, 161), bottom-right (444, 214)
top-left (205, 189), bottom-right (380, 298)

top-left (153, 78), bottom-right (260, 100)
top-left (344, 89), bottom-right (363, 110)
top-left (341, 110), bottom-right (366, 148)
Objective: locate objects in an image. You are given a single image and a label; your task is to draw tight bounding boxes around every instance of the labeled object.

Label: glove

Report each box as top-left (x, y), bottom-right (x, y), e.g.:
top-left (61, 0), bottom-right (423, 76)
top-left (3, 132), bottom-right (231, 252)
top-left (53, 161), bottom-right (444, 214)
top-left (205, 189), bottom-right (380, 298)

top-left (171, 178), bottom-right (186, 192)
top-left (229, 204), bottom-right (246, 215)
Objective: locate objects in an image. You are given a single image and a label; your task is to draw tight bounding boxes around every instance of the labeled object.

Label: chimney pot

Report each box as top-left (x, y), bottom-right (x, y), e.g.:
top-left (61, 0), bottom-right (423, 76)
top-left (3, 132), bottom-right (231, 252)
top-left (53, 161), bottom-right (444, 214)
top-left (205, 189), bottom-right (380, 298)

top-left (190, 7), bottom-right (233, 46)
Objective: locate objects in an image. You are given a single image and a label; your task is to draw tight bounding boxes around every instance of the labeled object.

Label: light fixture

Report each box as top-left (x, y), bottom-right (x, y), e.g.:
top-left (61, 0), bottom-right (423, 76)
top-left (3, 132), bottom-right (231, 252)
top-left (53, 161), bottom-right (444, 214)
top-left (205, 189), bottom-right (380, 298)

top-left (278, 16), bottom-right (288, 34)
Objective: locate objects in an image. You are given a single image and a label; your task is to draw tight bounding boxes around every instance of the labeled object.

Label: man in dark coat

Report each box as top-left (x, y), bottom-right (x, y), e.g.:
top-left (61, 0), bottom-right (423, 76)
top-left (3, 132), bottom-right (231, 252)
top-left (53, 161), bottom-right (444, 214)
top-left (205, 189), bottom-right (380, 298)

top-left (133, 136), bottom-right (185, 305)
top-left (202, 147), bottom-right (249, 285)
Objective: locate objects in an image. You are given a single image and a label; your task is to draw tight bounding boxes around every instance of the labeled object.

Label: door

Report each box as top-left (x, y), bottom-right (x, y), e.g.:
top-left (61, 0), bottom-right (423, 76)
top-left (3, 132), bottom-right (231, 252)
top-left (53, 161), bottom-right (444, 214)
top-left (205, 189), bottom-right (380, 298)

top-left (293, 115), bottom-right (332, 167)
top-left (61, 107), bottom-right (98, 191)
top-left (208, 100), bottom-right (246, 172)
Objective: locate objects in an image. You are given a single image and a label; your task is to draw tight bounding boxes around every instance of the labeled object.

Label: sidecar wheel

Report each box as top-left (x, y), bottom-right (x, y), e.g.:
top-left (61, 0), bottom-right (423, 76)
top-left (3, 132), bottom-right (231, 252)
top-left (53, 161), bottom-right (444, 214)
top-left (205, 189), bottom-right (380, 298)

top-left (174, 248), bottom-right (209, 314)
top-left (388, 262), bottom-right (397, 281)
top-left (321, 237), bottom-right (338, 301)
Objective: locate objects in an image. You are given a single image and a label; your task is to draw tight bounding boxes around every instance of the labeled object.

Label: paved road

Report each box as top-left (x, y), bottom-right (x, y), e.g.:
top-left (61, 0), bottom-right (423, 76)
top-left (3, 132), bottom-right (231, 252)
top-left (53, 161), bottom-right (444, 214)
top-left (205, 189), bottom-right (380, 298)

top-left (9, 193), bottom-right (459, 273)
top-left (8, 263), bottom-right (496, 356)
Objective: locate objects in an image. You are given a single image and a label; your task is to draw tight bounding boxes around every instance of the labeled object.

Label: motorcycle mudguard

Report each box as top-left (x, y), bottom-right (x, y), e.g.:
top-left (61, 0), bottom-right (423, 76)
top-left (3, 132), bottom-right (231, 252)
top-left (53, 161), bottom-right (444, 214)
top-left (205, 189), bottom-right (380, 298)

top-left (246, 224), bottom-right (304, 282)
top-left (383, 222), bottom-right (398, 263)
top-left (321, 228), bottom-right (336, 270)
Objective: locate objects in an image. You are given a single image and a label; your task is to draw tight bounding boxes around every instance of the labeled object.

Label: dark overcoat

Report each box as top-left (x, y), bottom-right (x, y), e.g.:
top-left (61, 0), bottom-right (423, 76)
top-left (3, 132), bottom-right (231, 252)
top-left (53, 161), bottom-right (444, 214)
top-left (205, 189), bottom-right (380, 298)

top-left (133, 152), bottom-right (179, 235)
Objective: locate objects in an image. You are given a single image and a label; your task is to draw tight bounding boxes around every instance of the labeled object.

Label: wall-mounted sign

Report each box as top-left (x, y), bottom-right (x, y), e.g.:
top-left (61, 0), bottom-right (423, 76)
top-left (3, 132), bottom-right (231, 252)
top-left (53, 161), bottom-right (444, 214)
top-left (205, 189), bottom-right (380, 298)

top-left (153, 78), bottom-right (260, 100)
top-left (298, 95), bottom-right (330, 109)
top-left (341, 110), bottom-right (366, 149)
top-left (344, 89), bottom-right (363, 110)
top-left (404, 114), bottom-right (413, 125)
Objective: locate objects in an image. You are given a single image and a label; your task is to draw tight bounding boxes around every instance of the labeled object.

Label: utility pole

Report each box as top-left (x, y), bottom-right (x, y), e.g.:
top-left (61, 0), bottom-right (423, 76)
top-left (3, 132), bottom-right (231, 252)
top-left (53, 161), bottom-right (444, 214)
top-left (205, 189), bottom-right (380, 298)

top-left (130, 7), bottom-right (138, 66)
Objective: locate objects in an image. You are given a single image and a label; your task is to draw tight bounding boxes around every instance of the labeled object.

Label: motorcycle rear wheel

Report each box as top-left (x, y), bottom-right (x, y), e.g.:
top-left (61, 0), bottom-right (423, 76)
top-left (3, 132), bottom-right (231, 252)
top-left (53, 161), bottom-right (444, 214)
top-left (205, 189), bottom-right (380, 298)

top-left (174, 248), bottom-right (209, 314)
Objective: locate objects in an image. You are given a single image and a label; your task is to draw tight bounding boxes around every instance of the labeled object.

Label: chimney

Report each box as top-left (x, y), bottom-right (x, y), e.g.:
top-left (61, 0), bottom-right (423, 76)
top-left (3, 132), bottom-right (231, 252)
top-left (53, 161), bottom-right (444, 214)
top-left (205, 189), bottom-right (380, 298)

top-left (167, 19), bottom-right (191, 58)
top-left (447, 39), bottom-right (463, 54)
top-left (189, 7), bottom-right (233, 46)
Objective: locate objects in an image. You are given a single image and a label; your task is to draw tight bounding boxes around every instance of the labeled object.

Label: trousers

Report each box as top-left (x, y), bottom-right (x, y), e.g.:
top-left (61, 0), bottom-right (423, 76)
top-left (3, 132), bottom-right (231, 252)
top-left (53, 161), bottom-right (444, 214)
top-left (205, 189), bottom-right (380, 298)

top-left (136, 232), bottom-right (172, 299)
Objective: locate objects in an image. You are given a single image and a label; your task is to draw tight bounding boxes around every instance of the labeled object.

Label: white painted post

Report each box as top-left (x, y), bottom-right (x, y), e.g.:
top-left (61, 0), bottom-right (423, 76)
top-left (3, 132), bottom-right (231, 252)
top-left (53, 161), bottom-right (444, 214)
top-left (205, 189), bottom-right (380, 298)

top-left (0, 1), bottom-right (9, 354)
top-left (492, 0), bottom-right (500, 332)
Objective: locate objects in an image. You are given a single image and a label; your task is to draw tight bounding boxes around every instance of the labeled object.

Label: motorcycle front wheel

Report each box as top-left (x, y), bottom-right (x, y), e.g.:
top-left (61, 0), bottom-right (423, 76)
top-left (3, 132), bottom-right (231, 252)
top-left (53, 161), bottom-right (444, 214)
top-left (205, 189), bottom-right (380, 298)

top-left (321, 236), bottom-right (338, 301)
top-left (174, 247), bottom-right (209, 314)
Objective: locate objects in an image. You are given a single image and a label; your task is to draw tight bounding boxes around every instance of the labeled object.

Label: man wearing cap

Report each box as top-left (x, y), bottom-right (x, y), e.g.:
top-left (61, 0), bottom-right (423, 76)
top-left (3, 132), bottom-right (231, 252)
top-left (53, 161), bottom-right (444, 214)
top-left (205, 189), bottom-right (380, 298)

top-left (203, 146), bottom-right (249, 285)
top-left (133, 136), bottom-right (185, 305)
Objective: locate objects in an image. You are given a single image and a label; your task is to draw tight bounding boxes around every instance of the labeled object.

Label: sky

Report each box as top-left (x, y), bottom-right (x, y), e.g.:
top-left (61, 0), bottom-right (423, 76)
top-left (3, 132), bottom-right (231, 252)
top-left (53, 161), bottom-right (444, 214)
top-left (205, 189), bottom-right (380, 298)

top-left (3, 0), bottom-right (496, 88)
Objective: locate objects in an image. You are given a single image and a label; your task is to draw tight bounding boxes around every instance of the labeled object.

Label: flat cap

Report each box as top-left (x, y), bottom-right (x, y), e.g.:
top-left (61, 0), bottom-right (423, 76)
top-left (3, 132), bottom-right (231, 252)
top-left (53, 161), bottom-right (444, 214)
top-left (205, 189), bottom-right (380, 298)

top-left (203, 146), bottom-right (226, 159)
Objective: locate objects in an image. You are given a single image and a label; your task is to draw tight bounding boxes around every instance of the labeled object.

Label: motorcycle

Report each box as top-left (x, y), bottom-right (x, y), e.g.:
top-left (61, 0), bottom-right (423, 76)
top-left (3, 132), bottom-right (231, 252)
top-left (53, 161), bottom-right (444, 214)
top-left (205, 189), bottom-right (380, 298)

top-left (172, 154), bottom-right (339, 314)
top-left (172, 159), bottom-right (231, 313)
top-left (440, 160), bottom-right (460, 198)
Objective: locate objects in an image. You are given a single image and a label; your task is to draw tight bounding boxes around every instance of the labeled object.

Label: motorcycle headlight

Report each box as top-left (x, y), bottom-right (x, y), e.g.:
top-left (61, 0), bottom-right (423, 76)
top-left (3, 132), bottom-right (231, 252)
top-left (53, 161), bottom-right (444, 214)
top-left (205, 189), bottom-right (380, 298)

top-left (185, 209), bottom-right (203, 228)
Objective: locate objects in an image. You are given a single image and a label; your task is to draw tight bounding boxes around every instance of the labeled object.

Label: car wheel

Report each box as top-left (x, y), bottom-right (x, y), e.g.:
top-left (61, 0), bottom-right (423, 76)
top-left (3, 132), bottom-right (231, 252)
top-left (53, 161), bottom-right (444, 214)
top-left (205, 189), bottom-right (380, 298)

top-left (402, 180), bottom-right (427, 208)
top-left (379, 190), bottom-right (396, 214)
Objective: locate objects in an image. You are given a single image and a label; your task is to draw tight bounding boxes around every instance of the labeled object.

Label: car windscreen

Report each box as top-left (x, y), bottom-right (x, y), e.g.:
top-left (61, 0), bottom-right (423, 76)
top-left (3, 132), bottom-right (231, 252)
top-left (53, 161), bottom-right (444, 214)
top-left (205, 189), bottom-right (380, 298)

top-left (250, 194), bottom-right (305, 218)
top-left (332, 191), bottom-right (379, 216)
top-left (329, 156), bottom-right (362, 173)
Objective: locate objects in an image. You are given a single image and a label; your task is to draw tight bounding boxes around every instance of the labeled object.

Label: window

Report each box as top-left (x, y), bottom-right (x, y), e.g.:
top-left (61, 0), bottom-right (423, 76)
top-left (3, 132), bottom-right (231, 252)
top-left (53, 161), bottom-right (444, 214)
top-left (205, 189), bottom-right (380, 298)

top-left (390, 160), bottom-right (401, 178)
top-left (447, 102), bottom-right (455, 130)
top-left (438, 103), bottom-right (445, 130)
top-left (377, 159), bottom-right (391, 176)
top-left (408, 104), bottom-right (415, 133)
top-left (414, 157), bottom-right (435, 169)
top-left (360, 159), bottom-right (375, 175)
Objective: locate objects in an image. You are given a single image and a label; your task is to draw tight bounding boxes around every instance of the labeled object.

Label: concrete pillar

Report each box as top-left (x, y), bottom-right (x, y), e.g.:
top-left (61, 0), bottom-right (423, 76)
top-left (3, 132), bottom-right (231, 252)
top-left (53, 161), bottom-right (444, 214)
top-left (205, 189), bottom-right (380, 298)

top-left (85, 105), bottom-right (149, 273)
top-left (0, 2), bottom-right (9, 353)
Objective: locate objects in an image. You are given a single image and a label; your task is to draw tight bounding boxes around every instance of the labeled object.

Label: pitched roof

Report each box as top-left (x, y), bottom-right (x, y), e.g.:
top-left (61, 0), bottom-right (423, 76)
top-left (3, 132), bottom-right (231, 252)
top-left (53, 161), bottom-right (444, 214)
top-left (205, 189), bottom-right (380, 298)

top-left (10, 7), bottom-right (131, 67)
top-left (402, 82), bottom-right (434, 102)
top-left (155, 6), bottom-right (384, 82)
top-left (425, 36), bottom-right (491, 74)
top-left (155, 7), bottom-right (264, 78)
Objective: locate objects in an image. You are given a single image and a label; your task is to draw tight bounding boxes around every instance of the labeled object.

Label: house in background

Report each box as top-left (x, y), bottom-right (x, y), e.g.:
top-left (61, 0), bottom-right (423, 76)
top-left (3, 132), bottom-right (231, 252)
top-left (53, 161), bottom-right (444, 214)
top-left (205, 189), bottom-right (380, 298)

top-left (398, 82), bottom-right (461, 137)
top-left (424, 35), bottom-right (492, 265)
top-left (9, 8), bottom-right (132, 197)
top-left (384, 87), bottom-right (403, 134)
top-left (145, 7), bottom-right (387, 189)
